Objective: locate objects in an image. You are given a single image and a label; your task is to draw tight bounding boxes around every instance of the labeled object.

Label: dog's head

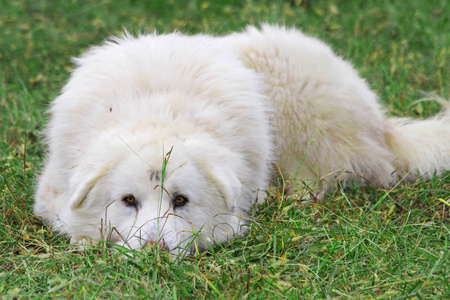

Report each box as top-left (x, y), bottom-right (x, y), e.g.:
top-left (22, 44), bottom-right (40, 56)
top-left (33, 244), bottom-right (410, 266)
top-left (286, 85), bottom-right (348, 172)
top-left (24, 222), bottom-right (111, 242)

top-left (61, 134), bottom-right (250, 256)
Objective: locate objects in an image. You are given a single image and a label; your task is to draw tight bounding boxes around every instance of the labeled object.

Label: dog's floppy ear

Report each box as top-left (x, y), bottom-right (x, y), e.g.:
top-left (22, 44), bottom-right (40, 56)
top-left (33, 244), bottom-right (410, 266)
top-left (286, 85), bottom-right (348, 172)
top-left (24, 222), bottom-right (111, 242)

top-left (186, 138), bottom-right (243, 211)
top-left (69, 168), bottom-right (107, 210)
top-left (207, 164), bottom-right (242, 212)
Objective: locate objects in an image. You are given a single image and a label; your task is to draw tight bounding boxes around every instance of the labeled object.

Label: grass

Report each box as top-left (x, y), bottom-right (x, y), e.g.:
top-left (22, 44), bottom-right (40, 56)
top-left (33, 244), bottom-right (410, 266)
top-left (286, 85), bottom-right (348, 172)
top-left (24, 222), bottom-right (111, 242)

top-left (1, 0), bottom-right (449, 298)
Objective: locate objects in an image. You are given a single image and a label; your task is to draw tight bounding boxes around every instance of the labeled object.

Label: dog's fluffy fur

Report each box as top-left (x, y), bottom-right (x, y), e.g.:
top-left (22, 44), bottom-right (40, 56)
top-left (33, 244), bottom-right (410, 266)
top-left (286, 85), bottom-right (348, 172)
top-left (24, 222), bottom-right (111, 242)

top-left (34, 25), bottom-right (450, 255)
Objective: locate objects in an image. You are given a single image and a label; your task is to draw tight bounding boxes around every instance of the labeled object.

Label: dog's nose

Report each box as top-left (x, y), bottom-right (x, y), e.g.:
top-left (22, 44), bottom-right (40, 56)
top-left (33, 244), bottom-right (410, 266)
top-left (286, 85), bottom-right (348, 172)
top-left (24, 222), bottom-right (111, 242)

top-left (143, 238), bottom-right (168, 252)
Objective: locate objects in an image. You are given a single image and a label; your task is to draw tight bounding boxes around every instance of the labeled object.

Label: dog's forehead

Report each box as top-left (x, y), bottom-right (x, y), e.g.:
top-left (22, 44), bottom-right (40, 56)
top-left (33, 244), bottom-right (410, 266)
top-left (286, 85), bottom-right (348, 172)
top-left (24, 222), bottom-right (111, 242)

top-left (120, 147), bottom-right (188, 182)
top-left (149, 170), bottom-right (161, 181)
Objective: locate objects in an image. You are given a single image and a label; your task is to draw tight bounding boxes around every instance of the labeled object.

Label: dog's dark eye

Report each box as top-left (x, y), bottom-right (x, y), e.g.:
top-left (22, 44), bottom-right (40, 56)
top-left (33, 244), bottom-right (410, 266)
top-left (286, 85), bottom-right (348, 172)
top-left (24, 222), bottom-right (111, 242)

top-left (122, 194), bottom-right (137, 206)
top-left (173, 195), bottom-right (188, 207)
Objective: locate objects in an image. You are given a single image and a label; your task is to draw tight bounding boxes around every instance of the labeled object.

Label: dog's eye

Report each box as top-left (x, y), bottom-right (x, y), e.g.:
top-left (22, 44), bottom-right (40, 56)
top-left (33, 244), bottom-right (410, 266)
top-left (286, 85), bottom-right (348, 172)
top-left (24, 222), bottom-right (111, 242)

top-left (122, 194), bottom-right (137, 206)
top-left (173, 195), bottom-right (188, 207)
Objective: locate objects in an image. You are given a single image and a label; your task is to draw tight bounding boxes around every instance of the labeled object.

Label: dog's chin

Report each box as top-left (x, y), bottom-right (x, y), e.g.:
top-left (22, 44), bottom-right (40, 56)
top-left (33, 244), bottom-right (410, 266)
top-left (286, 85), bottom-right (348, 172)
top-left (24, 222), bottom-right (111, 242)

top-left (112, 216), bottom-right (249, 257)
top-left (107, 230), bottom-right (195, 258)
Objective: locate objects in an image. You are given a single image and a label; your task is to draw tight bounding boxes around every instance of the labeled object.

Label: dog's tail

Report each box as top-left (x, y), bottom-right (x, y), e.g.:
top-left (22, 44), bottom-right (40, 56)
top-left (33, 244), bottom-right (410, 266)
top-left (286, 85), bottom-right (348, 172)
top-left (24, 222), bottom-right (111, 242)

top-left (385, 97), bottom-right (450, 182)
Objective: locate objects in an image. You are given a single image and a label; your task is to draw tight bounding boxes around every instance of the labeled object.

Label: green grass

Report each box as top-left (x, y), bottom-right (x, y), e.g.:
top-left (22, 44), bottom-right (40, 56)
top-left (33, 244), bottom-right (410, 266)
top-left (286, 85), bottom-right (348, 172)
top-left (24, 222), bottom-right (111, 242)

top-left (1, 0), bottom-right (449, 298)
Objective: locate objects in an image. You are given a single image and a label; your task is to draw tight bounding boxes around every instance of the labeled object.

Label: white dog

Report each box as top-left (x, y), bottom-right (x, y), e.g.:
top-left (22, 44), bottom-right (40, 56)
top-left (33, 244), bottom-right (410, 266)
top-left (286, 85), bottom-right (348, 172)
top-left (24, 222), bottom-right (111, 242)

top-left (34, 25), bottom-right (450, 255)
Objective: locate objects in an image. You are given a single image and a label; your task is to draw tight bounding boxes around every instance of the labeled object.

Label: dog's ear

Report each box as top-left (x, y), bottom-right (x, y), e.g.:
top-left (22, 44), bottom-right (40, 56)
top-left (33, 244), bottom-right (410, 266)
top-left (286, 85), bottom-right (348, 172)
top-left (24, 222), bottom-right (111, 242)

top-left (69, 169), bottom-right (107, 210)
top-left (185, 139), bottom-right (243, 211)
top-left (208, 164), bottom-right (242, 212)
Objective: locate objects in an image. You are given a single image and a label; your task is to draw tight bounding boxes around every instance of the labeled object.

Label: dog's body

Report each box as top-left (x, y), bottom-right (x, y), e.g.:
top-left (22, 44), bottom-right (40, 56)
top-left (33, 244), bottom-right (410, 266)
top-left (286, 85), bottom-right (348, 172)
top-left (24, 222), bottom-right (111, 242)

top-left (35, 25), bottom-right (450, 255)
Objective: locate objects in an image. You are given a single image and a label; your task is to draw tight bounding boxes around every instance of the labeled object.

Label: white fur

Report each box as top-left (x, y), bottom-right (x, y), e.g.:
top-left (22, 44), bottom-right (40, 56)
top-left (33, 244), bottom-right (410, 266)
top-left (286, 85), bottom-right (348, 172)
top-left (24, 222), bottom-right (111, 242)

top-left (34, 25), bottom-right (450, 255)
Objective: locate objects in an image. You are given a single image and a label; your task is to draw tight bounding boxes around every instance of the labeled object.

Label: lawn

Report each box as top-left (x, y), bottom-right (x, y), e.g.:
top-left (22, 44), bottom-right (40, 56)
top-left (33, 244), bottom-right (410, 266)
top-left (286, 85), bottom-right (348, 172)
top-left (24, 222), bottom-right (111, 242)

top-left (1, 0), bottom-right (449, 298)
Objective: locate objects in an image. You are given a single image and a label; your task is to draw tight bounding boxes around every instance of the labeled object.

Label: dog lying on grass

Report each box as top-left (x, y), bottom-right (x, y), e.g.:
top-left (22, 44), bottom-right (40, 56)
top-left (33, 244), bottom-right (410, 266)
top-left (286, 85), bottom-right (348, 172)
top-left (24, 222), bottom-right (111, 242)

top-left (34, 25), bottom-right (450, 256)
